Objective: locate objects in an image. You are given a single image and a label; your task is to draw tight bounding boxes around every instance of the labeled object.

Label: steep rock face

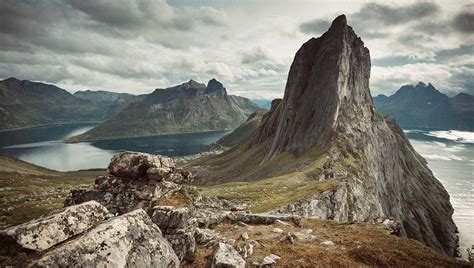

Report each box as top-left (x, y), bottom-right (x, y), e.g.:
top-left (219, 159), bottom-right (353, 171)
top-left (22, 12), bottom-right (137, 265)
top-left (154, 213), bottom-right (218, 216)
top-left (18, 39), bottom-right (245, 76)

top-left (195, 15), bottom-right (458, 255)
top-left (257, 15), bottom-right (371, 160)
top-left (68, 79), bottom-right (259, 141)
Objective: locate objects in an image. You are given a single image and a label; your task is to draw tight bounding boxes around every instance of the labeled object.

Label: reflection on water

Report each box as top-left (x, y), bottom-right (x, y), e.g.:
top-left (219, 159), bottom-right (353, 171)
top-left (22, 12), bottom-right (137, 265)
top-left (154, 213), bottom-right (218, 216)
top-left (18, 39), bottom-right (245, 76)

top-left (0, 123), bottom-right (230, 171)
top-left (405, 129), bottom-right (474, 256)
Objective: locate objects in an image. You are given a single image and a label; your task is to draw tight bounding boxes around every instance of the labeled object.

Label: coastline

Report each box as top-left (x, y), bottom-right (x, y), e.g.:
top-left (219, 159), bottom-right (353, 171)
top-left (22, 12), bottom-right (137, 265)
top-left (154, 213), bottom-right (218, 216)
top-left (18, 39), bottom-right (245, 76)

top-left (0, 121), bottom-right (102, 133)
top-left (63, 128), bottom-right (234, 143)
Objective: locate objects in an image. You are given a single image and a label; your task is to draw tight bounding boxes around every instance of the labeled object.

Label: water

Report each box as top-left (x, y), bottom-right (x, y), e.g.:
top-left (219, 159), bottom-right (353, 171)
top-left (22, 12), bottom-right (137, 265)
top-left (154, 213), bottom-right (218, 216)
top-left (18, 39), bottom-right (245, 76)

top-left (0, 124), bottom-right (472, 252)
top-left (0, 123), bottom-right (230, 172)
top-left (404, 129), bottom-right (474, 255)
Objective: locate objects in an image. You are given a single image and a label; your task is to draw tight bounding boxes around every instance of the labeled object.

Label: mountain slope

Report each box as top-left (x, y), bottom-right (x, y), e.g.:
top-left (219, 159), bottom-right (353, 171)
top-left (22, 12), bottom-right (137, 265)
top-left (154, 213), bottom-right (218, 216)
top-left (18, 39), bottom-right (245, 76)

top-left (67, 79), bottom-right (259, 141)
top-left (189, 15), bottom-right (458, 256)
top-left (73, 90), bottom-right (144, 122)
top-left (0, 78), bottom-right (140, 130)
top-left (374, 83), bottom-right (474, 131)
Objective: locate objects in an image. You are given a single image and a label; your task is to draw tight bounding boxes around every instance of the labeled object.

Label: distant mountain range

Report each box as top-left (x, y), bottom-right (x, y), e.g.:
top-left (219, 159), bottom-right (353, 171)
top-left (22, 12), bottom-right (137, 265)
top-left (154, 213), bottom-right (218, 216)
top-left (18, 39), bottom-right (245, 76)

top-left (0, 78), bottom-right (142, 130)
top-left (66, 79), bottom-right (259, 141)
top-left (373, 82), bottom-right (474, 131)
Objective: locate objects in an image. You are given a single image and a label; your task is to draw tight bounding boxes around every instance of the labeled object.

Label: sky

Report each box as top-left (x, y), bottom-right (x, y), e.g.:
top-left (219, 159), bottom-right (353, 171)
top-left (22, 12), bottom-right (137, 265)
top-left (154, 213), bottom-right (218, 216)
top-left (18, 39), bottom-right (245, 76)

top-left (0, 0), bottom-right (473, 99)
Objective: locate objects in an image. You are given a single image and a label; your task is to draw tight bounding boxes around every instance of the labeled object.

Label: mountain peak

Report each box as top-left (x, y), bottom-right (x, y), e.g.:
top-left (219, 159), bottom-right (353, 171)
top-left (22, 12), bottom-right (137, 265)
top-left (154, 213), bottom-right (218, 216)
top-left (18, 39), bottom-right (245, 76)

top-left (329, 14), bottom-right (347, 30)
top-left (205, 78), bottom-right (228, 96)
top-left (258, 14), bottom-right (370, 159)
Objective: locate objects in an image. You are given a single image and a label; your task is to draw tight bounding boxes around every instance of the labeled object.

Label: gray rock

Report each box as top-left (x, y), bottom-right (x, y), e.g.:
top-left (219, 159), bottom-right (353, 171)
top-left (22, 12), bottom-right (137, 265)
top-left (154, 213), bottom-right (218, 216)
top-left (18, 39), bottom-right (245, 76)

top-left (272, 228), bottom-right (283, 234)
top-left (151, 206), bottom-right (196, 261)
top-left (261, 254), bottom-right (280, 266)
top-left (211, 242), bottom-right (245, 268)
top-left (227, 213), bottom-right (300, 226)
top-left (293, 229), bottom-right (317, 241)
top-left (108, 151), bottom-right (174, 179)
top-left (0, 201), bottom-right (108, 251)
top-left (195, 228), bottom-right (217, 245)
top-left (165, 230), bottom-right (196, 261)
top-left (151, 206), bottom-right (193, 231)
top-left (383, 218), bottom-right (402, 235)
top-left (320, 240), bottom-right (336, 247)
top-left (31, 209), bottom-right (179, 267)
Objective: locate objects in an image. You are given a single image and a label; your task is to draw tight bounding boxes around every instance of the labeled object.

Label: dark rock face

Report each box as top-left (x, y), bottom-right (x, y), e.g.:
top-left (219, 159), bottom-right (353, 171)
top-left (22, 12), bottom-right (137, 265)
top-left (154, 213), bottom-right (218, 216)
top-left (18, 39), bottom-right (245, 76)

top-left (68, 79), bottom-right (259, 141)
top-left (374, 82), bottom-right (474, 131)
top-left (257, 15), bottom-right (371, 160)
top-left (195, 15), bottom-right (458, 256)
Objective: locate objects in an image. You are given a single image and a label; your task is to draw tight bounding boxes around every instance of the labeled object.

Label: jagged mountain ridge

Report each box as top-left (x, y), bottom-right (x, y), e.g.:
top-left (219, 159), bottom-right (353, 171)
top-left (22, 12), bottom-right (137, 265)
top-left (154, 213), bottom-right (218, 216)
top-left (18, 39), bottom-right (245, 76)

top-left (68, 79), bottom-right (259, 141)
top-left (191, 15), bottom-right (458, 255)
top-left (0, 78), bottom-right (141, 130)
top-left (373, 83), bottom-right (474, 131)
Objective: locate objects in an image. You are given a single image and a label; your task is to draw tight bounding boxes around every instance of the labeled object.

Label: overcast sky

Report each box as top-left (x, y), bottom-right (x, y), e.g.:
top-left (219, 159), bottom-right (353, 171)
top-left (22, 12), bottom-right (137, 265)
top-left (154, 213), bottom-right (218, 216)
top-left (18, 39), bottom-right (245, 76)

top-left (0, 0), bottom-right (473, 99)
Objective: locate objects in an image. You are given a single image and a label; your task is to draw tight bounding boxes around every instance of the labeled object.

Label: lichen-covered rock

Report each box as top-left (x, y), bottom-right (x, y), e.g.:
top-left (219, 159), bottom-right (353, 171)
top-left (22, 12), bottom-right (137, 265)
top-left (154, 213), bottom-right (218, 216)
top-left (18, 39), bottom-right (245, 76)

top-left (0, 201), bottom-right (108, 252)
top-left (165, 230), bottom-right (196, 261)
top-left (64, 176), bottom-right (183, 215)
top-left (151, 206), bottom-right (193, 231)
top-left (151, 206), bottom-right (196, 261)
top-left (108, 151), bottom-right (175, 179)
top-left (31, 209), bottom-right (180, 267)
top-left (211, 242), bottom-right (245, 268)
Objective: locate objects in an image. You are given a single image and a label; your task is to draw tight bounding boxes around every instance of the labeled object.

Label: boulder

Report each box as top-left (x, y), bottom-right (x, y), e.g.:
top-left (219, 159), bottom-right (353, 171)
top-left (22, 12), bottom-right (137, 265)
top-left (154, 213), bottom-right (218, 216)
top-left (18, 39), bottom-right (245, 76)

top-left (165, 230), bottom-right (196, 261)
top-left (31, 209), bottom-right (179, 267)
top-left (195, 228), bottom-right (217, 245)
top-left (108, 151), bottom-right (174, 179)
top-left (151, 206), bottom-right (193, 231)
top-left (151, 206), bottom-right (196, 261)
top-left (0, 201), bottom-right (108, 252)
top-left (211, 242), bottom-right (245, 268)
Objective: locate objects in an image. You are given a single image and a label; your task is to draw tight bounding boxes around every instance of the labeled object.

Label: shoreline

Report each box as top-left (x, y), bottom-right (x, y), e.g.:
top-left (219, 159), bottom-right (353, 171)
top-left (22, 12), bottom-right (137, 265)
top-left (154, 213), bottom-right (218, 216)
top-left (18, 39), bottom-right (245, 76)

top-left (63, 128), bottom-right (234, 143)
top-left (0, 121), bottom-right (102, 133)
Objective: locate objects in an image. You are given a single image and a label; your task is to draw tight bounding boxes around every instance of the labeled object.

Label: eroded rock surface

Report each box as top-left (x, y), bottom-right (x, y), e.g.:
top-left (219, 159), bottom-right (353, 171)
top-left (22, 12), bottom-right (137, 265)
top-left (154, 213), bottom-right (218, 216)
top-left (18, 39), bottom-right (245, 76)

top-left (0, 201), bottom-right (108, 251)
top-left (211, 242), bottom-right (245, 268)
top-left (31, 209), bottom-right (179, 267)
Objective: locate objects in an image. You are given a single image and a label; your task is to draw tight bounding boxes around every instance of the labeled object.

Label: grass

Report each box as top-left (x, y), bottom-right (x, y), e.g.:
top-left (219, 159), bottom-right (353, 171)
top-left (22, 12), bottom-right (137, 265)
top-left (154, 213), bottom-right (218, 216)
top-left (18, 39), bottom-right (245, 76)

top-left (192, 218), bottom-right (471, 267)
top-left (197, 173), bottom-right (339, 213)
top-left (0, 155), bottom-right (103, 227)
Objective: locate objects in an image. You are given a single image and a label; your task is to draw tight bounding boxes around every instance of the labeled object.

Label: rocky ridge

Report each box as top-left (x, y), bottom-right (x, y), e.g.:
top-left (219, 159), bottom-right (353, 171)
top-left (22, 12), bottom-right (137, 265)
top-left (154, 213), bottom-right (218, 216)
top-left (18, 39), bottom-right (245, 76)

top-left (67, 79), bottom-right (259, 141)
top-left (190, 15), bottom-right (459, 256)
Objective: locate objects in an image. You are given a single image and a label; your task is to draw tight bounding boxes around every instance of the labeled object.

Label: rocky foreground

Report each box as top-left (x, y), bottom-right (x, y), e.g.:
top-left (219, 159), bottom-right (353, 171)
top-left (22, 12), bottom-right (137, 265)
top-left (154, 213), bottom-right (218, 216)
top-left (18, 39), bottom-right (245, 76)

top-left (0, 152), bottom-right (470, 267)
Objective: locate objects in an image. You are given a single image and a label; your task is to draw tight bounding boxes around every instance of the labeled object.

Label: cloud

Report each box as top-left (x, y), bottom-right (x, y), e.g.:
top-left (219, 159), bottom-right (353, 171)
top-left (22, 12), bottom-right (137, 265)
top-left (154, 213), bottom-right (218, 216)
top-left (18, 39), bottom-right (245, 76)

top-left (299, 19), bottom-right (330, 34)
top-left (241, 47), bottom-right (272, 64)
top-left (0, 0), bottom-right (471, 100)
top-left (452, 7), bottom-right (474, 33)
top-left (351, 1), bottom-right (440, 26)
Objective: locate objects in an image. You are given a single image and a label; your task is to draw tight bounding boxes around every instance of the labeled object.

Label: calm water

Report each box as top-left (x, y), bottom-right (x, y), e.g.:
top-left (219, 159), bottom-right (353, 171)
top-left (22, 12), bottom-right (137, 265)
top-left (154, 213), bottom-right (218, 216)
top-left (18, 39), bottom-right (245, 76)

top-left (0, 124), bottom-right (472, 252)
top-left (404, 129), bottom-right (474, 255)
top-left (0, 123), bottom-right (230, 171)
